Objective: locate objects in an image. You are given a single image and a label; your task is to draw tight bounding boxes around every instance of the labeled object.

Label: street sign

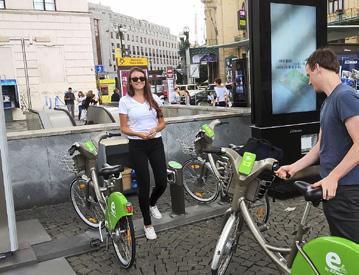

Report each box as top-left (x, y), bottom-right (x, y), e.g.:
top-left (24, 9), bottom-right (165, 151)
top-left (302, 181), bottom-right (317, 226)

top-left (117, 57), bottom-right (148, 67)
top-left (190, 64), bottom-right (200, 78)
top-left (95, 65), bottom-right (104, 73)
top-left (166, 66), bottom-right (174, 79)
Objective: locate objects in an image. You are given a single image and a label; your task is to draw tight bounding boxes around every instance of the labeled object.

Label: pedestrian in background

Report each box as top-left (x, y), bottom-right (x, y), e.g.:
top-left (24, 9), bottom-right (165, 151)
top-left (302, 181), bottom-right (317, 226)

top-left (119, 67), bottom-right (167, 240)
top-left (82, 90), bottom-right (97, 110)
top-left (64, 87), bottom-right (75, 117)
top-left (276, 48), bottom-right (359, 243)
top-left (214, 78), bottom-right (228, 107)
top-left (111, 88), bottom-right (120, 102)
top-left (77, 91), bottom-right (86, 120)
top-left (184, 90), bottom-right (191, 105)
top-left (171, 87), bottom-right (181, 104)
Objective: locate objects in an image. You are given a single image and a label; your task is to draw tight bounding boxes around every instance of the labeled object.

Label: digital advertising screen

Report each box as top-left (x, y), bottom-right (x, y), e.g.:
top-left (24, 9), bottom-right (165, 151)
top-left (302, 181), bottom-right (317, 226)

top-left (271, 3), bottom-right (316, 114)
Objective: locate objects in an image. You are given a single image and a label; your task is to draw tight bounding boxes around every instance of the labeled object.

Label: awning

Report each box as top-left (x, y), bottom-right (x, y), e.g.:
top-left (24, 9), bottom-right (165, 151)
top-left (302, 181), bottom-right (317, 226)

top-left (192, 54), bottom-right (205, 64)
top-left (192, 53), bottom-right (218, 64)
top-left (203, 39), bottom-right (249, 49)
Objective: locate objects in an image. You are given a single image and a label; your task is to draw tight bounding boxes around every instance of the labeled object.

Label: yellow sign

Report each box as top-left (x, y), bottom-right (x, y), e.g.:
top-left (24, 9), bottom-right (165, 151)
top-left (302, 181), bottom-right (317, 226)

top-left (115, 48), bottom-right (121, 58)
top-left (116, 57), bottom-right (148, 67)
top-left (97, 79), bottom-right (116, 104)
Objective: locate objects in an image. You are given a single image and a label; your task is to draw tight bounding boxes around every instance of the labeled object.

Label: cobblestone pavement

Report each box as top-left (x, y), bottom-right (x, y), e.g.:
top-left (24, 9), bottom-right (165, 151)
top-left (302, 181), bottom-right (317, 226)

top-left (15, 187), bottom-right (198, 239)
top-left (17, 193), bottom-right (329, 275)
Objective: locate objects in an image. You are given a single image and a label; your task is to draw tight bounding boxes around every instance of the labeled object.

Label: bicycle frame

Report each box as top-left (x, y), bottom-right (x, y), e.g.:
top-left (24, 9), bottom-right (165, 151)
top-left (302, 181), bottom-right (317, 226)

top-left (223, 144), bottom-right (322, 274)
top-left (90, 167), bottom-right (133, 232)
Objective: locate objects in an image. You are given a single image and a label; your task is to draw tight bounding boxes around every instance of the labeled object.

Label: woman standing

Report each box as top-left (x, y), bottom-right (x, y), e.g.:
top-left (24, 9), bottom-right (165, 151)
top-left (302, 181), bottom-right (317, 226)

top-left (77, 91), bottom-right (86, 120)
top-left (119, 67), bottom-right (167, 240)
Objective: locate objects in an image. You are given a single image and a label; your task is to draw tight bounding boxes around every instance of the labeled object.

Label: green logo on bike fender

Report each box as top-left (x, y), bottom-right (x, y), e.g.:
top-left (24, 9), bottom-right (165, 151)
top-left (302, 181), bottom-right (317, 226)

top-left (105, 192), bottom-right (133, 231)
top-left (291, 236), bottom-right (359, 275)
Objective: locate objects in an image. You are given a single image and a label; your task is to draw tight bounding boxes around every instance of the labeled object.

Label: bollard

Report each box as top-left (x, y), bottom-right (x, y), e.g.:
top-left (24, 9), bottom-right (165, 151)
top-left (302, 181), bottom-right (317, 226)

top-left (167, 161), bottom-right (185, 216)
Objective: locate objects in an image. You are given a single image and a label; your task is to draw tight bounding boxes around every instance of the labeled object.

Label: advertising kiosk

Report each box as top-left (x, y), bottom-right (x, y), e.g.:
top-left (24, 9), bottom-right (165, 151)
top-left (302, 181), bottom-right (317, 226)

top-left (249, 0), bottom-right (327, 164)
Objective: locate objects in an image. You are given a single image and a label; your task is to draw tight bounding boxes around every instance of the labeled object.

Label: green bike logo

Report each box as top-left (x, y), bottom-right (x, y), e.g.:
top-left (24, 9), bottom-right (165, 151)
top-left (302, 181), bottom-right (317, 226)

top-left (111, 201), bottom-right (116, 216)
top-left (325, 252), bottom-right (347, 275)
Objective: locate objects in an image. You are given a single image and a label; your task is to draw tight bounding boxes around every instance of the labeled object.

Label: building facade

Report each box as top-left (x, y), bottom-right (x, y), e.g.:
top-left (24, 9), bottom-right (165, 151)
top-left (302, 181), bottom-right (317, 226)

top-left (328, 0), bottom-right (359, 43)
top-left (0, 0), bottom-right (96, 119)
top-left (201, 0), bottom-right (247, 81)
top-left (88, 3), bottom-right (180, 78)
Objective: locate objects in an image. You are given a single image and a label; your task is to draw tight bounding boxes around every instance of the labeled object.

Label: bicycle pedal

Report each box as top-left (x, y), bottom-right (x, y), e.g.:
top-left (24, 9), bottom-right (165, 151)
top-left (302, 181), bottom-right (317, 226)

top-left (258, 224), bottom-right (268, 232)
top-left (89, 238), bottom-right (102, 247)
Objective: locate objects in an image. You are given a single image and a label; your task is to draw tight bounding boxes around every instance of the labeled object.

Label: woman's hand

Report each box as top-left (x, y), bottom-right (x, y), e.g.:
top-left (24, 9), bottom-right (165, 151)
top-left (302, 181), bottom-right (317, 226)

top-left (146, 128), bottom-right (157, 139)
top-left (138, 132), bottom-right (150, 140)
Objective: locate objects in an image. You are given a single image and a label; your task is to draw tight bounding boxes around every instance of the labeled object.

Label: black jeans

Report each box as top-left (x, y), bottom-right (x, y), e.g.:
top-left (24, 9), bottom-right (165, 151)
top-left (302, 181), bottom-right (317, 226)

top-left (322, 185), bottom-right (359, 243)
top-left (129, 137), bottom-right (167, 226)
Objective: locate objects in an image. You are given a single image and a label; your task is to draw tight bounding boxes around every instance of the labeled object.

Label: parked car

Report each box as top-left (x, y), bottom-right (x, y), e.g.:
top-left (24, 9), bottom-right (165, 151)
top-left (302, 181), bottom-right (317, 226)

top-left (176, 84), bottom-right (200, 97)
top-left (189, 89), bottom-right (212, 105)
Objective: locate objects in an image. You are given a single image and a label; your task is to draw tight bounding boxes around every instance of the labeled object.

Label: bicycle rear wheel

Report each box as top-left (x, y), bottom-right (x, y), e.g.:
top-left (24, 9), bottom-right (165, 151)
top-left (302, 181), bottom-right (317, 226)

top-left (182, 158), bottom-right (219, 202)
top-left (112, 216), bottom-right (136, 269)
top-left (70, 178), bottom-right (104, 228)
top-left (211, 213), bottom-right (243, 275)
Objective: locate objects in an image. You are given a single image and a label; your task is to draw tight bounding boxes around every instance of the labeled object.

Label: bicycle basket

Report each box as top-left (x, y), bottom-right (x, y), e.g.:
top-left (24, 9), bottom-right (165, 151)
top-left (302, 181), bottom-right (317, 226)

top-left (194, 131), bottom-right (213, 155)
top-left (72, 154), bottom-right (86, 173)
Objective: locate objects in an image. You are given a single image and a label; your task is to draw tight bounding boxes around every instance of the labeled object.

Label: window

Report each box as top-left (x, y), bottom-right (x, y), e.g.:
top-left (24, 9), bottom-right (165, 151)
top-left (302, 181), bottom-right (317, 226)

top-left (34, 0), bottom-right (56, 11)
top-left (0, 0), bottom-right (5, 9)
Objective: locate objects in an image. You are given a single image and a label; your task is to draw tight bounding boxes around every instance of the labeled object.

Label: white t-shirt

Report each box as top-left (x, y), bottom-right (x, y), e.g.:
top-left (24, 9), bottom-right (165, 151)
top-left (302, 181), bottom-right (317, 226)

top-left (214, 86), bottom-right (228, 102)
top-left (119, 94), bottom-right (163, 140)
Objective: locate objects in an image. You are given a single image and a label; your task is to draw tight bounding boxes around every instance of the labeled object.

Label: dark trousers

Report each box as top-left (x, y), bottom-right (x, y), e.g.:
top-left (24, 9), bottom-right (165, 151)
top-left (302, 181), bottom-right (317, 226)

top-left (216, 101), bottom-right (226, 107)
top-left (322, 185), bottom-right (359, 243)
top-left (78, 105), bottom-right (83, 120)
top-left (129, 137), bottom-right (167, 226)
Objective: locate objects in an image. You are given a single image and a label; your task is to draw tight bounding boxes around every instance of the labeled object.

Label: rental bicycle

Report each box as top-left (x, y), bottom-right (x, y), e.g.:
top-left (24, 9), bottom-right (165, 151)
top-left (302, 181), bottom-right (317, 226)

top-left (182, 119), bottom-right (271, 226)
top-left (68, 132), bottom-right (136, 269)
top-left (210, 146), bottom-right (359, 274)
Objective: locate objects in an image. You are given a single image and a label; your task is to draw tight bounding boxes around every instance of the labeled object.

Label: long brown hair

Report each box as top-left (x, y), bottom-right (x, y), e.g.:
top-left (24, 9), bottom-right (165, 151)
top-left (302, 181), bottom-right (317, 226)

top-left (127, 67), bottom-right (163, 118)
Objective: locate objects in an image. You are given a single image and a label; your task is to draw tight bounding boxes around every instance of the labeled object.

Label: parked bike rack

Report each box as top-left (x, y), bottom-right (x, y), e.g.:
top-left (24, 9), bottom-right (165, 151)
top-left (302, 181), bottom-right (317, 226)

top-left (167, 161), bottom-right (185, 216)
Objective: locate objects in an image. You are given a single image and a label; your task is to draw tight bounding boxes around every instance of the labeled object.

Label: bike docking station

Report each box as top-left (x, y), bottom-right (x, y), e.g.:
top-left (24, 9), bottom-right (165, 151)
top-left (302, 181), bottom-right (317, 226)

top-left (167, 161), bottom-right (186, 217)
top-left (249, 0), bottom-right (326, 198)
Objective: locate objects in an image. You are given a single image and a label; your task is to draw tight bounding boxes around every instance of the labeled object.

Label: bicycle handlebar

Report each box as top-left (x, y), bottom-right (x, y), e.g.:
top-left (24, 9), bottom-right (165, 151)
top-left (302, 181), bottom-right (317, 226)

top-left (98, 132), bottom-right (122, 143)
top-left (202, 147), bottom-right (224, 155)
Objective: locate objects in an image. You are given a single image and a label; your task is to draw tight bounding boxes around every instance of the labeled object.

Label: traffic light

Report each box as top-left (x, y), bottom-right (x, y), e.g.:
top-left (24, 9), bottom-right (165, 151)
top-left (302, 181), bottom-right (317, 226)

top-left (238, 9), bottom-right (247, 30)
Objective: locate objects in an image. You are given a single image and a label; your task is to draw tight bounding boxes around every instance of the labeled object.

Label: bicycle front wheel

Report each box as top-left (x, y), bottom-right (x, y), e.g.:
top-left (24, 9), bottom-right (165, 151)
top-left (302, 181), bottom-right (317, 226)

top-left (182, 158), bottom-right (220, 202)
top-left (211, 213), bottom-right (243, 275)
top-left (70, 178), bottom-right (104, 228)
top-left (112, 216), bottom-right (136, 269)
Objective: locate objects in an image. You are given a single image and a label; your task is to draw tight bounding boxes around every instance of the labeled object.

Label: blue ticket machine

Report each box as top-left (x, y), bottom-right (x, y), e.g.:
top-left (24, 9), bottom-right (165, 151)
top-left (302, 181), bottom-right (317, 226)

top-left (1, 79), bottom-right (20, 122)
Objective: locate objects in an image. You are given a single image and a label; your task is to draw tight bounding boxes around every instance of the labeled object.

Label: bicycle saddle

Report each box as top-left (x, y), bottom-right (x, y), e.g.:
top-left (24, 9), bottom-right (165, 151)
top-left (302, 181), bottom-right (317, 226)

top-left (98, 163), bottom-right (124, 178)
top-left (293, 181), bottom-right (322, 205)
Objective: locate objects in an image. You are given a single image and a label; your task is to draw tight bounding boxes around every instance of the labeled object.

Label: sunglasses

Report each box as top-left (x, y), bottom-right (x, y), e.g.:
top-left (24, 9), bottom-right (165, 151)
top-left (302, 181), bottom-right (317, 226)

top-left (131, 76), bottom-right (146, 82)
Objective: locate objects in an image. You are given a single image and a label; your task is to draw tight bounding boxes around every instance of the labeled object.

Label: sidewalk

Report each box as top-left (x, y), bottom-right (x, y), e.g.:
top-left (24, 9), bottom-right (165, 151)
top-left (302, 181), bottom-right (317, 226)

top-left (14, 191), bottom-right (329, 275)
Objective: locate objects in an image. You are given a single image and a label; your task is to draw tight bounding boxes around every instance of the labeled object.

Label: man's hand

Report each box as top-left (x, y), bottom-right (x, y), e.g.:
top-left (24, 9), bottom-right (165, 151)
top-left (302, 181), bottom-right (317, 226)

top-left (312, 176), bottom-right (338, 200)
top-left (274, 165), bottom-right (296, 179)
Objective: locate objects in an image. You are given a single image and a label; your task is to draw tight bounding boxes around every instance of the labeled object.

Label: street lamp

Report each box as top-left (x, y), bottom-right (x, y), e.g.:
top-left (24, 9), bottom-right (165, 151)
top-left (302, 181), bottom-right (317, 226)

top-left (114, 24), bottom-right (127, 57)
top-left (178, 26), bottom-right (190, 84)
